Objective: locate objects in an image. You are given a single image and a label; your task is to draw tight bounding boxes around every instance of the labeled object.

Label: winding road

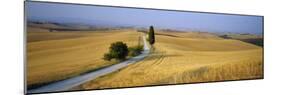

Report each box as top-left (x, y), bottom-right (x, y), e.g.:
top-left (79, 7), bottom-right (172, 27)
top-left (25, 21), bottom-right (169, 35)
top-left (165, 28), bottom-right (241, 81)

top-left (28, 35), bottom-right (150, 94)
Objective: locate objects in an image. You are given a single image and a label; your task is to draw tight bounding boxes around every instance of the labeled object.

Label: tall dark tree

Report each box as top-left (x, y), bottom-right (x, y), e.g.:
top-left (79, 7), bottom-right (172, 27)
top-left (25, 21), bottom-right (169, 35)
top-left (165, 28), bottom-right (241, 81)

top-left (148, 26), bottom-right (155, 45)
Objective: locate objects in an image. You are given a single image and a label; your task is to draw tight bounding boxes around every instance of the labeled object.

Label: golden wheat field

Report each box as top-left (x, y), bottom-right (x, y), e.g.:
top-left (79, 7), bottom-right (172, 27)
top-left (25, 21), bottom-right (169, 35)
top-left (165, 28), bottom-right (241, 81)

top-left (81, 30), bottom-right (263, 89)
top-left (26, 27), bottom-right (142, 88)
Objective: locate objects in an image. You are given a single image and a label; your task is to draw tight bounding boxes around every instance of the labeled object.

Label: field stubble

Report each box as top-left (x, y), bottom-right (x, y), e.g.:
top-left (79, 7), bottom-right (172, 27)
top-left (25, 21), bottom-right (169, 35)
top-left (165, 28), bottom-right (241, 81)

top-left (27, 27), bottom-right (143, 89)
top-left (81, 31), bottom-right (263, 89)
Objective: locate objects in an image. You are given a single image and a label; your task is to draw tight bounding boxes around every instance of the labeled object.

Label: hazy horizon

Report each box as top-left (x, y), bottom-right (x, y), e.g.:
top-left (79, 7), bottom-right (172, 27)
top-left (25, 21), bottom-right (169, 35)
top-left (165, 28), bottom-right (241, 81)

top-left (26, 2), bottom-right (263, 34)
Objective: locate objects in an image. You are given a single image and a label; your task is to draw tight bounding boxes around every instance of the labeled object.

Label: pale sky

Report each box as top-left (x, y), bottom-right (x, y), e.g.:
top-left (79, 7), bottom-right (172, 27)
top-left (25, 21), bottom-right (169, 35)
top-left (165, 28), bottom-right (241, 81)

top-left (26, 2), bottom-right (263, 34)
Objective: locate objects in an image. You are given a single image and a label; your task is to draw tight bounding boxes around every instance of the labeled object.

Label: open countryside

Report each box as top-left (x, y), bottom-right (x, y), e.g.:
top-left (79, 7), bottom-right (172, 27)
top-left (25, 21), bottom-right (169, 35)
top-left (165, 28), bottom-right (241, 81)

top-left (26, 2), bottom-right (263, 94)
top-left (80, 30), bottom-right (262, 89)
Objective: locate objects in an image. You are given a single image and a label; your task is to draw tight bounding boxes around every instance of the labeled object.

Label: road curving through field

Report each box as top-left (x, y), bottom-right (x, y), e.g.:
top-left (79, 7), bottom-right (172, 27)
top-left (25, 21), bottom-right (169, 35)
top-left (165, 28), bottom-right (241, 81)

top-left (28, 35), bottom-right (150, 94)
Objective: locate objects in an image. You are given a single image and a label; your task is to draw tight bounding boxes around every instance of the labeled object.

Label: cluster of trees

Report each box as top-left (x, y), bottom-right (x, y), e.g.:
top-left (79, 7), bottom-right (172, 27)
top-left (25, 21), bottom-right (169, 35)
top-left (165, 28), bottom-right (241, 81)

top-left (103, 42), bottom-right (144, 61)
top-left (103, 25), bottom-right (155, 61)
top-left (103, 42), bottom-right (129, 61)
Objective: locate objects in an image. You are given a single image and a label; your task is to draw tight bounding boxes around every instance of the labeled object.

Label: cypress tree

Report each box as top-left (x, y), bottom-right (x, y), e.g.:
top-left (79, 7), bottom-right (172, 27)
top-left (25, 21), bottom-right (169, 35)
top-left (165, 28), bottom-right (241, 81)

top-left (148, 26), bottom-right (155, 45)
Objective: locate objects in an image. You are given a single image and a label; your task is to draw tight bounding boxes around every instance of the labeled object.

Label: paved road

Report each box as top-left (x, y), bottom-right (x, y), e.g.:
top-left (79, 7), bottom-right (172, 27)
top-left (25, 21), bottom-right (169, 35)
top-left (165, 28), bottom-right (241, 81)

top-left (28, 35), bottom-right (150, 94)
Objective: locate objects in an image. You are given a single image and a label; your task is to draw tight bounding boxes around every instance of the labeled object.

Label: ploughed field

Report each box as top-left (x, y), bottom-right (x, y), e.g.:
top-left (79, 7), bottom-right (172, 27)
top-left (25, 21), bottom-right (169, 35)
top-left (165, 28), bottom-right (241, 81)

top-left (80, 30), bottom-right (263, 89)
top-left (26, 27), bottom-right (142, 89)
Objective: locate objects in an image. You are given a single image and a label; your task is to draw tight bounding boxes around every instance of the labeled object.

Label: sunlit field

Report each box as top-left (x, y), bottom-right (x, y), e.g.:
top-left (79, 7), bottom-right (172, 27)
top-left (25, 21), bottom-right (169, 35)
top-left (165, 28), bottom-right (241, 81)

top-left (26, 2), bottom-right (263, 94)
top-left (80, 30), bottom-right (263, 89)
top-left (27, 27), bottom-right (142, 89)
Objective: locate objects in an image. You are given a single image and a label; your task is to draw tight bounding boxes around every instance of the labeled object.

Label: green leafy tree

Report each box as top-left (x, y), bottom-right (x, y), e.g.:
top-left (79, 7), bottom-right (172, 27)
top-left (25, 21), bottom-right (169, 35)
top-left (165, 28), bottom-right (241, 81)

top-left (103, 41), bottom-right (129, 61)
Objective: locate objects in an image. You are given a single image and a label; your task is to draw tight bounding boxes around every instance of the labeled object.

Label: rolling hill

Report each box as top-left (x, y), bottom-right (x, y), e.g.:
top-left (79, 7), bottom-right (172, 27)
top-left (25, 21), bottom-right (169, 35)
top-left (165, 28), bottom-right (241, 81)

top-left (27, 27), bottom-right (142, 89)
top-left (80, 30), bottom-right (263, 89)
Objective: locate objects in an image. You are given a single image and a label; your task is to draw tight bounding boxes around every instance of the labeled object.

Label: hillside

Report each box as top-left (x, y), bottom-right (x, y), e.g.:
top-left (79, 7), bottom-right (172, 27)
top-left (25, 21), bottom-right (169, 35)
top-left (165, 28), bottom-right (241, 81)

top-left (81, 31), bottom-right (263, 89)
top-left (27, 27), bottom-right (142, 89)
top-left (218, 33), bottom-right (263, 47)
